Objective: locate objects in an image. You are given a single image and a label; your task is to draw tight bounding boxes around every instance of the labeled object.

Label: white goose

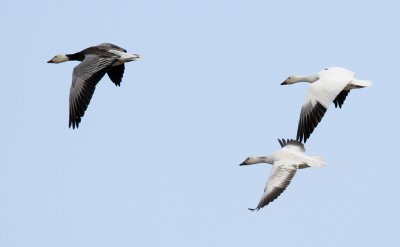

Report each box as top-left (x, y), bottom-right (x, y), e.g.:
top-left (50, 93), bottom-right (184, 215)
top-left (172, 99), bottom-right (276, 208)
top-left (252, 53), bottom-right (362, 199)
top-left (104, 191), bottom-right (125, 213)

top-left (240, 139), bottom-right (325, 210)
top-left (282, 67), bottom-right (372, 142)
top-left (47, 43), bottom-right (140, 129)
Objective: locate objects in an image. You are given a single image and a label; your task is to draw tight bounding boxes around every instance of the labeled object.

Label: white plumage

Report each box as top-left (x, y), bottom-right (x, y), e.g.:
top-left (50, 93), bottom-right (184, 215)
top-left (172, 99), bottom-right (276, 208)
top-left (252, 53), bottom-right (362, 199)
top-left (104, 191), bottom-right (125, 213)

top-left (281, 67), bottom-right (372, 142)
top-left (240, 139), bottom-right (325, 211)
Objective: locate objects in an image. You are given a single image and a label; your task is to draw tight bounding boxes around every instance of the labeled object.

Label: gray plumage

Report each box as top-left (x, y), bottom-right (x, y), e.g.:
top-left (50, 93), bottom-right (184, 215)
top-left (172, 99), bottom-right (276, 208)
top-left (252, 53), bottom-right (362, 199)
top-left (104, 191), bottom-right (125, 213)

top-left (48, 43), bottom-right (140, 129)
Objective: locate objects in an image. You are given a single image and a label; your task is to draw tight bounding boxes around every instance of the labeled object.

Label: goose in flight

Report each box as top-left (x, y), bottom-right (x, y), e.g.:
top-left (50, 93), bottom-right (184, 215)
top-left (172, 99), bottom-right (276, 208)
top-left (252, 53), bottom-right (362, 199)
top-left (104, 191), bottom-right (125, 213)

top-left (47, 43), bottom-right (140, 129)
top-left (281, 67), bottom-right (372, 142)
top-left (240, 139), bottom-right (325, 211)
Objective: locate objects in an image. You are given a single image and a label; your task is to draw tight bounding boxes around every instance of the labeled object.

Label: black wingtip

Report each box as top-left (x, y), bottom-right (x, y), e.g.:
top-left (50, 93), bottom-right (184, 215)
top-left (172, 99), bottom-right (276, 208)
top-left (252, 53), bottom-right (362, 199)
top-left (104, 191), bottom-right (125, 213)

top-left (279, 138), bottom-right (304, 146)
top-left (333, 90), bottom-right (349, 109)
top-left (69, 119), bottom-right (80, 129)
top-left (248, 208), bottom-right (258, 212)
top-left (297, 102), bottom-right (327, 143)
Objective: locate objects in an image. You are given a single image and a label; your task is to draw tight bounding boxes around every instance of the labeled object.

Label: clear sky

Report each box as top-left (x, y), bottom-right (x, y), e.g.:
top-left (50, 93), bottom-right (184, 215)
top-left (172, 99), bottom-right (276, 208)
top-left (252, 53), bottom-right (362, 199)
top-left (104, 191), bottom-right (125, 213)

top-left (1, 0), bottom-right (399, 246)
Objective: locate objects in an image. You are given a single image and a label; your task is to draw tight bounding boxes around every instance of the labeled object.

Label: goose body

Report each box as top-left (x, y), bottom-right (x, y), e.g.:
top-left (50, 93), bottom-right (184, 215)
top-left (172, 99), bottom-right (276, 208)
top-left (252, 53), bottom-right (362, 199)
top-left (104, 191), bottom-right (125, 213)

top-left (240, 139), bottom-right (325, 211)
top-left (48, 43), bottom-right (140, 128)
top-left (281, 67), bottom-right (372, 142)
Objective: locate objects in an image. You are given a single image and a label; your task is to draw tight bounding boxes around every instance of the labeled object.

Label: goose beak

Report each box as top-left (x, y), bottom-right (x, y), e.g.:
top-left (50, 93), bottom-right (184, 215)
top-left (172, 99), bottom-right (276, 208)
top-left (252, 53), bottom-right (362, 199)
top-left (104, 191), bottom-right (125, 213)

top-left (281, 81), bottom-right (288, 85)
top-left (239, 161), bottom-right (247, 166)
top-left (47, 59), bottom-right (54, 63)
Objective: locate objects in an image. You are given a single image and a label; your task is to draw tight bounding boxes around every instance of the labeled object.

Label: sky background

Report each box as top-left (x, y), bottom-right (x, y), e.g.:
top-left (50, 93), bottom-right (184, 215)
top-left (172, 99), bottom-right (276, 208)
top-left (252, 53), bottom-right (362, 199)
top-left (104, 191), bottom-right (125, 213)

top-left (1, 0), bottom-right (399, 246)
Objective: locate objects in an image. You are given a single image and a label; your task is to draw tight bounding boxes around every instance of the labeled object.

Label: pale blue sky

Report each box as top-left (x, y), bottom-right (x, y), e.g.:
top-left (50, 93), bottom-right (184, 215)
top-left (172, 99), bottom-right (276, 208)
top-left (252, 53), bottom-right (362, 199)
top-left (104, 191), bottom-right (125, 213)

top-left (1, 0), bottom-right (399, 246)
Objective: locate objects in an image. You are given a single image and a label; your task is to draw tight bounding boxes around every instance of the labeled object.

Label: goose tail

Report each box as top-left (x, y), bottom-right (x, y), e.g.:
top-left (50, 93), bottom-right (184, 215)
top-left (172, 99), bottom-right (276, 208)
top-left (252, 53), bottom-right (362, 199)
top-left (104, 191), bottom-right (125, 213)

top-left (123, 53), bottom-right (141, 62)
top-left (351, 79), bottom-right (372, 88)
top-left (307, 156), bottom-right (326, 168)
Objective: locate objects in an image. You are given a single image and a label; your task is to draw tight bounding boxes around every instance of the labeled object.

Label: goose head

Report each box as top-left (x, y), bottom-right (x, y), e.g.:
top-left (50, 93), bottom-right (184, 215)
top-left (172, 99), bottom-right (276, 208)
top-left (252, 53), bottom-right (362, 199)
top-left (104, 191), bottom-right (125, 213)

top-left (239, 156), bottom-right (269, 166)
top-left (281, 76), bottom-right (299, 85)
top-left (47, 54), bottom-right (69, 63)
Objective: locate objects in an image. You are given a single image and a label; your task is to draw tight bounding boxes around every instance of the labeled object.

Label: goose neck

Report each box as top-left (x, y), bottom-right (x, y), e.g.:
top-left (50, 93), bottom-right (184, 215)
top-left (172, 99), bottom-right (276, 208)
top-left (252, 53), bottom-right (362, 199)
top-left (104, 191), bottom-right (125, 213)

top-left (66, 52), bottom-right (84, 61)
top-left (252, 156), bottom-right (274, 165)
top-left (295, 75), bottom-right (319, 83)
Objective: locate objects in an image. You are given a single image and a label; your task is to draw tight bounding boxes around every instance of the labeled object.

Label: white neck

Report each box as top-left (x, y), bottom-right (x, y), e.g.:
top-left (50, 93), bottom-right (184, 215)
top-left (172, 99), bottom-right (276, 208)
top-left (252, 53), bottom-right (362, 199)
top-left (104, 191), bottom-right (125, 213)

top-left (289, 75), bottom-right (319, 83)
top-left (246, 156), bottom-right (274, 165)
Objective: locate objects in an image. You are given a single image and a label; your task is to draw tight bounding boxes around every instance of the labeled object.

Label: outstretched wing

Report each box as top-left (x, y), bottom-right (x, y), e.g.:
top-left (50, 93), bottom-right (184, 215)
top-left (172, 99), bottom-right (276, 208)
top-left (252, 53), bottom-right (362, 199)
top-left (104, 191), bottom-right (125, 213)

top-left (107, 64), bottom-right (125, 86)
top-left (69, 55), bottom-right (116, 129)
top-left (278, 138), bottom-right (305, 152)
top-left (333, 90), bottom-right (350, 108)
top-left (297, 77), bottom-right (348, 142)
top-left (97, 43), bottom-right (127, 52)
top-left (249, 161), bottom-right (297, 211)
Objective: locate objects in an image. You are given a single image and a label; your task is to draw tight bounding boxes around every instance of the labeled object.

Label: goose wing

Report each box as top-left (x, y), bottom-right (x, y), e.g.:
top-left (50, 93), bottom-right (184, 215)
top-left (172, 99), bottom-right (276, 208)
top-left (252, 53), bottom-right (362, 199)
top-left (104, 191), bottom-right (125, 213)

top-left (249, 161), bottom-right (297, 211)
top-left (97, 43), bottom-right (127, 52)
top-left (107, 64), bottom-right (125, 86)
top-left (297, 77), bottom-right (348, 142)
top-left (333, 90), bottom-right (350, 108)
top-left (69, 54), bottom-right (117, 128)
top-left (278, 138), bottom-right (305, 152)
top-left (97, 43), bottom-right (127, 86)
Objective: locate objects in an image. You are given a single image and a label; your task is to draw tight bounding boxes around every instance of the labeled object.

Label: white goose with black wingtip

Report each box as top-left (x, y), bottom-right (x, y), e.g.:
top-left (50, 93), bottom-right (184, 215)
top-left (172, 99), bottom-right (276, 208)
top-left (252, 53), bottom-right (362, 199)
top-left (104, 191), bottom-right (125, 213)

top-left (281, 67), bottom-right (372, 143)
top-left (48, 43), bottom-right (140, 129)
top-left (240, 139), bottom-right (326, 211)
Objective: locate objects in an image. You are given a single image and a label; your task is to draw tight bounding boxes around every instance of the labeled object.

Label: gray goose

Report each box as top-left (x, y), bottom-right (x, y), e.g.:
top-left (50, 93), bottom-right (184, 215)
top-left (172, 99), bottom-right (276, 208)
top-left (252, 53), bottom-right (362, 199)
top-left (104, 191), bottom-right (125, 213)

top-left (48, 43), bottom-right (140, 129)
